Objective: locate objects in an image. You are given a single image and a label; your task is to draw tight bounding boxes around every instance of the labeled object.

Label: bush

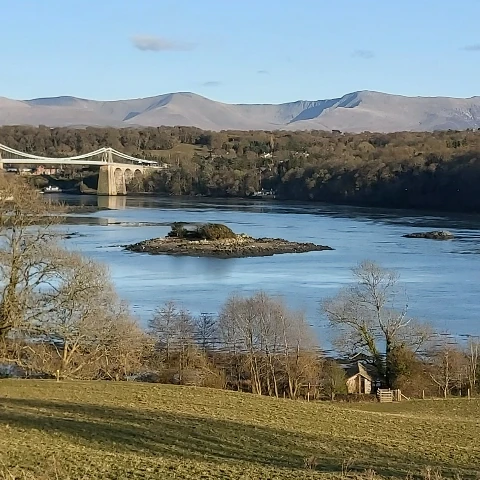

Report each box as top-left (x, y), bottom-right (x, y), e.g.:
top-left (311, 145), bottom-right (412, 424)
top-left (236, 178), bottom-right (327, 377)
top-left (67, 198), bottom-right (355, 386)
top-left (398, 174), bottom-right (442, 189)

top-left (167, 222), bottom-right (236, 240)
top-left (167, 222), bottom-right (188, 238)
top-left (196, 223), bottom-right (236, 240)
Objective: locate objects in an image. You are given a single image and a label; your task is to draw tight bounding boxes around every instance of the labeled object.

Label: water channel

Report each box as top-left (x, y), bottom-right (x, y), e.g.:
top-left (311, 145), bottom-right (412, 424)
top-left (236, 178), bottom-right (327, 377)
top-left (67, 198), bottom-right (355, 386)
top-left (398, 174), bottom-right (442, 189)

top-left (55, 194), bottom-right (480, 342)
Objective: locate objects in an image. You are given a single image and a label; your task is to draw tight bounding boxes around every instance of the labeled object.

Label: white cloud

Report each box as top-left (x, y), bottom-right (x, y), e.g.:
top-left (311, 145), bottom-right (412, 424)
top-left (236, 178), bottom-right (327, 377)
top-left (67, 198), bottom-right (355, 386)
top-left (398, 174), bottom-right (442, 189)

top-left (131, 35), bottom-right (195, 52)
top-left (352, 49), bottom-right (375, 59)
top-left (463, 44), bottom-right (480, 52)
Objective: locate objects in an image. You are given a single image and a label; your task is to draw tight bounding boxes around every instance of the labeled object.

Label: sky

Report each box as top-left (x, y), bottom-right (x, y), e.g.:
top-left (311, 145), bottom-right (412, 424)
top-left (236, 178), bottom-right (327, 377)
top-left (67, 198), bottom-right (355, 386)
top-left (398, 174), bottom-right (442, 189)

top-left (2, 0), bottom-right (480, 104)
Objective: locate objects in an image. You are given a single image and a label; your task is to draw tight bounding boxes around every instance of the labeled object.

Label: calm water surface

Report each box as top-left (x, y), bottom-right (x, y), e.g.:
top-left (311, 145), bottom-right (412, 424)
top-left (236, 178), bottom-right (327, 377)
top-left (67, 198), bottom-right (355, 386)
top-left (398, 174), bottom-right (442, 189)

top-left (56, 195), bottom-right (480, 340)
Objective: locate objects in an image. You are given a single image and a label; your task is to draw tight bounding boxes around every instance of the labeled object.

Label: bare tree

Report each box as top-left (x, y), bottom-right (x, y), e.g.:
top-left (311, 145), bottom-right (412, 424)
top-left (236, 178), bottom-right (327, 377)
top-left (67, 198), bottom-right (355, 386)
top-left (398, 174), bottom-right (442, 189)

top-left (466, 338), bottom-right (479, 393)
top-left (194, 313), bottom-right (217, 353)
top-left (218, 293), bottom-right (264, 395)
top-left (149, 301), bottom-right (196, 383)
top-left (29, 251), bottom-right (142, 379)
top-left (0, 174), bottom-right (63, 339)
top-left (0, 175), bottom-right (146, 379)
top-left (256, 293), bottom-right (282, 397)
top-left (215, 303), bottom-right (243, 391)
top-left (429, 343), bottom-right (466, 398)
top-left (278, 306), bottom-right (319, 399)
top-left (175, 308), bottom-right (196, 383)
top-left (0, 175), bottom-right (154, 382)
top-left (322, 260), bottom-right (433, 387)
top-left (149, 301), bottom-right (179, 362)
top-left (218, 292), bottom-right (319, 397)
top-left (97, 312), bottom-right (148, 380)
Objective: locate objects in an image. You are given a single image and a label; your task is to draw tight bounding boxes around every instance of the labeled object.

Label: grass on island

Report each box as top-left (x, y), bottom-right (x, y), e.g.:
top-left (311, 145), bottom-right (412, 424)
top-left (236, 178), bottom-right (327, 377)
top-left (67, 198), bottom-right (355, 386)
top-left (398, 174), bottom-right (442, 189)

top-left (0, 380), bottom-right (478, 479)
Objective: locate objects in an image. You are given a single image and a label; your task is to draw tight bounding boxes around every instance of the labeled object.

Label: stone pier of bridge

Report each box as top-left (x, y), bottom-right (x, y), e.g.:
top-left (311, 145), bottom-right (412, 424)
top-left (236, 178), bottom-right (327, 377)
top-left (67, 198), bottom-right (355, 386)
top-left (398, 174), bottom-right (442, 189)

top-left (98, 165), bottom-right (124, 196)
top-left (97, 164), bottom-right (145, 196)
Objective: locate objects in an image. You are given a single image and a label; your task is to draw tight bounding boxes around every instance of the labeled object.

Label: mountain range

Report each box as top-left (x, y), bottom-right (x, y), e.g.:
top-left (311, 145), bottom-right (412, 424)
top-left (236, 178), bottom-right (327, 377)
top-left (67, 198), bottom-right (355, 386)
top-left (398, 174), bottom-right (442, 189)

top-left (1, 90), bottom-right (480, 132)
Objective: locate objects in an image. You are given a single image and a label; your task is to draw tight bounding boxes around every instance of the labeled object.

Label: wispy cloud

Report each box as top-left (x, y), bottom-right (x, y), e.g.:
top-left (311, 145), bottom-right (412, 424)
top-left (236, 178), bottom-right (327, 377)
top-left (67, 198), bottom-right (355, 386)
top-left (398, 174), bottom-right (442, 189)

top-left (201, 81), bottom-right (222, 87)
top-left (131, 35), bottom-right (195, 52)
top-left (352, 49), bottom-right (375, 59)
top-left (462, 44), bottom-right (480, 52)
top-left (257, 70), bottom-right (269, 75)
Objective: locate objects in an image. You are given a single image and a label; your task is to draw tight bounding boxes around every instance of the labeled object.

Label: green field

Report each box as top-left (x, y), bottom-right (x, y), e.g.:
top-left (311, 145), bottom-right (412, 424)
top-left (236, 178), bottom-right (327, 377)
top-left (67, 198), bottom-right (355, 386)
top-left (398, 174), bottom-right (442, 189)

top-left (0, 381), bottom-right (478, 479)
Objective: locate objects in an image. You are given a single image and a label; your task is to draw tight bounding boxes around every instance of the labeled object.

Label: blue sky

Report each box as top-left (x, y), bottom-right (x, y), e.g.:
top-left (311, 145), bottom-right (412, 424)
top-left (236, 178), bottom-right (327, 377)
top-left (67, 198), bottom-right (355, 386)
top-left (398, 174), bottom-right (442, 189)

top-left (2, 0), bottom-right (480, 103)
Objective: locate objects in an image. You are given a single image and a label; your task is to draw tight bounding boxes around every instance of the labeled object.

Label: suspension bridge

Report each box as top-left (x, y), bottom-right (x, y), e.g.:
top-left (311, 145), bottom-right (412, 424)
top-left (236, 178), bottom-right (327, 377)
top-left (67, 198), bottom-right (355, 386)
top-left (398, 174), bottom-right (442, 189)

top-left (0, 143), bottom-right (165, 196)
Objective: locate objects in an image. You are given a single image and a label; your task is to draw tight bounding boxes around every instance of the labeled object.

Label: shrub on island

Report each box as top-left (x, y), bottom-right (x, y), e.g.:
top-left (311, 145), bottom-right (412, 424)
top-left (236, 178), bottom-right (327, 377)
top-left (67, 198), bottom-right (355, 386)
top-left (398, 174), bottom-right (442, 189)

top-left (167, 222), bottom-right (236, 241)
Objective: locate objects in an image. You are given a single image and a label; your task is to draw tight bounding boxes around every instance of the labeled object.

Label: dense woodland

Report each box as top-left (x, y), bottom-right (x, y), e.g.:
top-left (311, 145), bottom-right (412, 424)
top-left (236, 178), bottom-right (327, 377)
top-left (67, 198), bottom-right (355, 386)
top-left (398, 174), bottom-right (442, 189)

top-left (2, 125), bottom-right (480, 212)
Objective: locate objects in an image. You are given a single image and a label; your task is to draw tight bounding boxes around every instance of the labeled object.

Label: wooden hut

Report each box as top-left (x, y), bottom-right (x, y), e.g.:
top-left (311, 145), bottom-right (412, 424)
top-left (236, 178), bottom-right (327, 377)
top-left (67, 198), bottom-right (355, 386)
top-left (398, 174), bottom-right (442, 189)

top-left (345, 362), bottom-right (373, 394)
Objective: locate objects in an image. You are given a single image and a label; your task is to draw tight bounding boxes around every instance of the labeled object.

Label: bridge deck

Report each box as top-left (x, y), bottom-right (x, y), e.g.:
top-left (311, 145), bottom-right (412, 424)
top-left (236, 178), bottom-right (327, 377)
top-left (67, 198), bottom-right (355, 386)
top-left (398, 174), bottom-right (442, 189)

top-left (2, 159), bottom-right (147, 167)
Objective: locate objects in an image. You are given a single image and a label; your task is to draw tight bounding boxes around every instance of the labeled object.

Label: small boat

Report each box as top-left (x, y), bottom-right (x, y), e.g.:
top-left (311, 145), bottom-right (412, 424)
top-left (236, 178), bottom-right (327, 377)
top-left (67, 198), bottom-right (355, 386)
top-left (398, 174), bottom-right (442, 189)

top-left (251, 189), bottom-right (276, 199)
top-left (43, 185), bottom-right (62, 193)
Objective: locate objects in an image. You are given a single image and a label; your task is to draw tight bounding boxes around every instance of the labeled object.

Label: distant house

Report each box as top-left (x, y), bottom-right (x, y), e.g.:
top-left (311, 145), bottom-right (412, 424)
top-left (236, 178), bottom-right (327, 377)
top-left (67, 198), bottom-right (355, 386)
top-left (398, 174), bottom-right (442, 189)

top-left (34, 165), bottom-right (59, 175)
top-left (345, 362), bottom-right (373, 394)
top-left (292, 151), bottom-right (310, 158)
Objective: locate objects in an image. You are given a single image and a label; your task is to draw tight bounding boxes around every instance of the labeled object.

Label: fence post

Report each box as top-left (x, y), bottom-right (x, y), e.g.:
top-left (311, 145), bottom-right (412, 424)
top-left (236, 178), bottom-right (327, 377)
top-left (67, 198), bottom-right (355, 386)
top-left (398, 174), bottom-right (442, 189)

top-left (468, 388), bottom-right (471, 400)
top-left (422, 390), bottom-right (425, 400)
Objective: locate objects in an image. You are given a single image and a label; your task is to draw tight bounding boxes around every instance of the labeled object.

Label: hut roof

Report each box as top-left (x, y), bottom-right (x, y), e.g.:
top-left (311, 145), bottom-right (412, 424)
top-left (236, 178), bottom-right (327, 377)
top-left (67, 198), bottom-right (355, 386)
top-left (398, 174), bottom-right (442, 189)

top-left (344, 361), bottom-right (373, 381)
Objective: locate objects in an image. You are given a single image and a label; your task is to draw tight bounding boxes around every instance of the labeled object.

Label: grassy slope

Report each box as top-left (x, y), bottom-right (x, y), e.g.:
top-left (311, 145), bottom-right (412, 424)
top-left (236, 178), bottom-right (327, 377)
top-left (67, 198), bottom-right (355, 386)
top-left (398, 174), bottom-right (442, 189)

top-left (0, 380), bottom-right (478, 479)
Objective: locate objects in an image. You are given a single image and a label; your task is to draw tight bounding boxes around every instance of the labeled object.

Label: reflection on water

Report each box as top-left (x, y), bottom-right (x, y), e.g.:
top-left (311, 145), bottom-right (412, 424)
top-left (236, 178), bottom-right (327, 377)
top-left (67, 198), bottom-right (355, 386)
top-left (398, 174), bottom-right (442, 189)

top-left (97, 195), bottom-right (127, 210)
top-left (57, 194), bottom-right (480, 340)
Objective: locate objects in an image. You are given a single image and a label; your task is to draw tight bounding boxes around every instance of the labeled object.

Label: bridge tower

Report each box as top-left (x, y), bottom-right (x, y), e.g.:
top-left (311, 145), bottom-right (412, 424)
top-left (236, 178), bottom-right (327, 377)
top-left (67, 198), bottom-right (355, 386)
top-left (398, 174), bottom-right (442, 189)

top-left (97, 149), bottom-right (127, 196)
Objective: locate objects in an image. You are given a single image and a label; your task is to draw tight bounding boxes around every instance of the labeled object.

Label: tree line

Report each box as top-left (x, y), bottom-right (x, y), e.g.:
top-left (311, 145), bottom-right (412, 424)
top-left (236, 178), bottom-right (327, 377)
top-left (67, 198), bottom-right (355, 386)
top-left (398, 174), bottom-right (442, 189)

top-left (2, 125), bottom-right (480, 212)
top-left (0, 174), bottom-right (478, 399)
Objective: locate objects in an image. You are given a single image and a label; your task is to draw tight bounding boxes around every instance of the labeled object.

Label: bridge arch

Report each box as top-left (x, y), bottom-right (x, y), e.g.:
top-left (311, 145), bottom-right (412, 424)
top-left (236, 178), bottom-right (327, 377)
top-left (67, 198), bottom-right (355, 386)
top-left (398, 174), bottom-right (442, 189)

top-left (124, 168), bottom-right (134, 184)
top-left (114, 168), bottom-right (126, 195)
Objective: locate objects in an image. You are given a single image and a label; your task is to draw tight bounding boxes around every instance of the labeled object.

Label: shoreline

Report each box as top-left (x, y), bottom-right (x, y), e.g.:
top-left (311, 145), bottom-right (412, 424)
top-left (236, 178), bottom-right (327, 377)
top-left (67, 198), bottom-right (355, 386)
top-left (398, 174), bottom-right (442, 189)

top-left (51, 190), bottom-right (480, 216)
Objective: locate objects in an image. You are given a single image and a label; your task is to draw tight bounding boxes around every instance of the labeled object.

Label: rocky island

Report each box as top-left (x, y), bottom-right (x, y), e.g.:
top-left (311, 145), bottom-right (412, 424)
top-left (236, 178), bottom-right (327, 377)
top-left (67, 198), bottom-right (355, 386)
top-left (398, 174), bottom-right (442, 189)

top-left (403, 230), bottom-right (455, 240)
top-left (125, 223), bottom-right (333, 258)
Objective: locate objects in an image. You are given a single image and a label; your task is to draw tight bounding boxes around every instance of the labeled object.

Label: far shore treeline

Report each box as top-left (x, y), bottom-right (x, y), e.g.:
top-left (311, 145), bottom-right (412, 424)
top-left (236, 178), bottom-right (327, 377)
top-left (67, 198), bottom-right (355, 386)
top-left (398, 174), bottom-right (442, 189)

top-left (2, 125), bottom-right (480, 212)
top-left (1, 174), bottom-right (479, 401)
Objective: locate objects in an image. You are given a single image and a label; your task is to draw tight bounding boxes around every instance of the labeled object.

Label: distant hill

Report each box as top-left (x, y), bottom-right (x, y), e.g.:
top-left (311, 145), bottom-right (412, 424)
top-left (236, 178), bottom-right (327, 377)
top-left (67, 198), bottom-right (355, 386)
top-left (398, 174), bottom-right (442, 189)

top-left (2, 90), bottom-right (480, 132)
